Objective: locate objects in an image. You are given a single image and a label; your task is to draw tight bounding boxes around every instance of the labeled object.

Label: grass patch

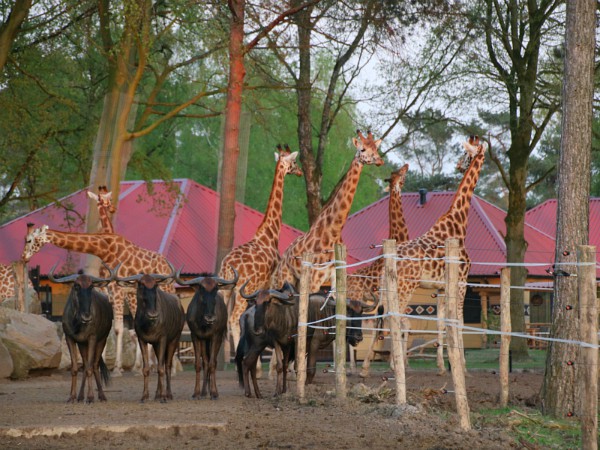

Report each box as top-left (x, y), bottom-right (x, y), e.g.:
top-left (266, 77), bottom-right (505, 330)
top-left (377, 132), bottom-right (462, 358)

top-left (476, 407), bottom-right (588, 448)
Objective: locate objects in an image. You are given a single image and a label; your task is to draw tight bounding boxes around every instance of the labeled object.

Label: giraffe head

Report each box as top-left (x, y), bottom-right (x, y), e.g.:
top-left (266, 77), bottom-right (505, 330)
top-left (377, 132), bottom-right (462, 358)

top-left (22, 223), bottom-right (50, 262)
top-left (352, 130), bottom-right (384, 166)
top-left (275, 144), bottom-right (303, 177)
top-left (384, 163), bottom-right (409, 195)
top-left (87, 185), bottom-right (116, 214)
top-left (456, 135), bottom-right (487, 173)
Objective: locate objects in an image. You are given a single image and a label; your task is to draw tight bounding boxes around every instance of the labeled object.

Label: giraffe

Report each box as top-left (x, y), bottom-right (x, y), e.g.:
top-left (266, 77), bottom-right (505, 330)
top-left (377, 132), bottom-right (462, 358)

top-left (0, 263), bottom-right (34, 304)
top-left (340, 163), bottom-right (411, 376)
top-left (390, 135), bottom-right (487, 370)
top-left (21, 223), bottom-right (176, 375)
top-left (271, 130), bottom-right (384, 292)
top-left (86, 185), bottom-right (116, 234)
top-left (346, 163), bottom-right (410, 303)
top-left (218, 145), bottom-right (302, 358)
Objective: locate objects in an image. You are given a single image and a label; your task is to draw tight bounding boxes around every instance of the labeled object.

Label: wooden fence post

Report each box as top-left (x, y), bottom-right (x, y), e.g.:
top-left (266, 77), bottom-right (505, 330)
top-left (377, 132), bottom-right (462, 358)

top-left (296, 252), bottom-right (312, 404)
top-left (334, 244), bottom-right (347, 399)
top-left (577, 245), bottom-right (597, 450)
top-left (445, 238), bottom-right (471, 430)
top-left (383, 239), bottom-right (406, 405)
top-left (436, 291), bottom-right (446, 374)
top-left (499, 267), bottom-right (511, 408)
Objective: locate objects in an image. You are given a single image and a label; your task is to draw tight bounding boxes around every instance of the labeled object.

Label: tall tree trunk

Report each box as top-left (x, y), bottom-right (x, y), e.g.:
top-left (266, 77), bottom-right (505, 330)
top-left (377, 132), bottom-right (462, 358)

top-left (541, 0), bottom-right (595, 418)
top-left (0, 0), bottom-right (31, 72)
top-left (504, 152), bottom-right (529, 359)
top-left (215, 0), bottom-right (246, 272)
top-left (294, 4), bottom-right (321, 225)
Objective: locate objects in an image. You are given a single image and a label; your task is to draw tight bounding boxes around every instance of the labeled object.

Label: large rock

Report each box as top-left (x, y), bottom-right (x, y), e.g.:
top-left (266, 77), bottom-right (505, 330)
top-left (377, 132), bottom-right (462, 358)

top-left (0, 339), bottom-right (13, 378)
top-left (0, 308), bottom-right (61, 379)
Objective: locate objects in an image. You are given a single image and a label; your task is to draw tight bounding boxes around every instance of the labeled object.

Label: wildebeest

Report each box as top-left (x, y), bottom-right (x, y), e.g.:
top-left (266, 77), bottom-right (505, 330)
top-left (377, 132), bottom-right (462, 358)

top-left (50, 262), bottom-right (118, 403)
top-left (236, 281), bottom-right (298, 398)
top-left (117, 268), bottom-right (185, 403)
top-left (304, 292), bottom-right (376, 384)
top-left (175, 267), bottom-right (238, 400)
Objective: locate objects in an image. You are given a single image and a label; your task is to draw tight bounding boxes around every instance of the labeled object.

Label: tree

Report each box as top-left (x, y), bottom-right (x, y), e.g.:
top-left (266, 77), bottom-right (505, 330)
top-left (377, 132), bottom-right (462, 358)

top-left (214, 0), bottom-right (320, 271)
top-left (0, 0), bottom-right (32, 72)
top-left (465, 0), bottom-right (564, 360)
top-left (541, 0), bottom-right (595, 418)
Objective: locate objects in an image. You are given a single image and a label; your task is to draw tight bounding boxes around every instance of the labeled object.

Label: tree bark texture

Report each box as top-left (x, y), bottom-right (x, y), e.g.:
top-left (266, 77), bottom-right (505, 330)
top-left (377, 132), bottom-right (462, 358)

top-left (215, 0), bottom-right (246, 272)
top-left (294, 4), bottom-right (322, 226)
top-left (0, 0), bottom-right (32, 72)
top-left (541, 0), bottom-right (595, 418)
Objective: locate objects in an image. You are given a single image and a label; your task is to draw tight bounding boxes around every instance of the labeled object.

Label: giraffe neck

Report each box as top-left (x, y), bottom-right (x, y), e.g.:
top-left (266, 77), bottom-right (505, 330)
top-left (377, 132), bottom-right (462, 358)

top-left (430, 153), bottom-right (485, 240)
top-left (388, 185), bottom-right (408, 243)
top-left (98, 205), bottom-right (114, 234)
top-left (254, 160), bottom-right (286, 246)
top-left (46, 229), bottom-right (117, 263)
top-left (309, 158), bottom-right (363, 239)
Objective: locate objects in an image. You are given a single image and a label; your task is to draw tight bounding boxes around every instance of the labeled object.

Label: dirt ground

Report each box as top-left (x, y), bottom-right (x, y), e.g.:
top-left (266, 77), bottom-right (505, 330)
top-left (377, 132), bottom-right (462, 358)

top-left (0, 364), bottom-right (543, 449)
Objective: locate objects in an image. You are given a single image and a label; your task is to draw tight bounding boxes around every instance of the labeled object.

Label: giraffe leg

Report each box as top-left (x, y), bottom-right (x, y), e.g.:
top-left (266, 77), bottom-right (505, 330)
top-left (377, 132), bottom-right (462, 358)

top-left (113, 315), bottom-right (124, 376)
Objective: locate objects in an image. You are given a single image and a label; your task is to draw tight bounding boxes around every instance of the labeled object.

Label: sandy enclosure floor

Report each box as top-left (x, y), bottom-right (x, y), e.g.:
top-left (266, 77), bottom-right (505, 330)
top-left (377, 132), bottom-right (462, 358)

top-left (0, 366), bottom-right (542, 449)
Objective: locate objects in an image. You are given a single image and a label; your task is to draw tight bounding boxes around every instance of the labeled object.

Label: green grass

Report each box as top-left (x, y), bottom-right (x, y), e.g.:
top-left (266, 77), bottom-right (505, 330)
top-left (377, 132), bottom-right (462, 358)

top-left (476, 407), bottom-right (593, 448)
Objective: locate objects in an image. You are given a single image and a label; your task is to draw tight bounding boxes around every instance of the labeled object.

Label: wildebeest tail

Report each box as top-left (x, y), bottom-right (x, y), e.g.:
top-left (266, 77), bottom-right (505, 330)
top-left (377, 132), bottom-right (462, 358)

top-left (235, 334), bottom-right (247, 387)
top-left (99, 357), bottom-right (110, 386)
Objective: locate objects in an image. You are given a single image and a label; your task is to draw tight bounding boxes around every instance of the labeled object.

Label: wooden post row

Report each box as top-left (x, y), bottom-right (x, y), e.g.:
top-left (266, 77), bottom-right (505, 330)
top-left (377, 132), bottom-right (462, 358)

top-left (444, 238), bottom-right (471, 430)
top-left (296, 252), bottom-right (312, 404)
top-left (383, 239), bottom-right (407, 405)
top-left (499, 267), bottom-right (511, 408)
top-left (334, 244), bottom-right (347, 399)
top-left (577, 245), bottom-right (598, 450)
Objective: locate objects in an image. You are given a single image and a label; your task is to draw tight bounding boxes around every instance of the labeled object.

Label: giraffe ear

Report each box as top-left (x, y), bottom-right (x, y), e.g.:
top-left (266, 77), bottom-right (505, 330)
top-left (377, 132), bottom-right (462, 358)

top-left (351, 137), bottom-right (360, 149)
top-left (289, 151), bottom-right (299, 160)
top-left (274, 152), bottom-right (280, 162)
top-left (87, 191), bottom-right (98, 201)
top-left (374, 139), bottom-right (382, 149)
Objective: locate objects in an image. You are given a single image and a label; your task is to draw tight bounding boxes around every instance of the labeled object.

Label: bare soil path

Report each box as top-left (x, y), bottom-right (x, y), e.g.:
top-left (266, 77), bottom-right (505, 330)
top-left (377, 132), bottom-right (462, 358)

top-left (0, 367), bottom-right (542, 449)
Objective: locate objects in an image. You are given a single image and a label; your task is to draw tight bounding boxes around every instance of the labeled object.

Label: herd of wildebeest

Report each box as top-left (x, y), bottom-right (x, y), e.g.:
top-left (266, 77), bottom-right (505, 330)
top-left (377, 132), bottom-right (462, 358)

top-left (49, 257), bottom-right (374, 404)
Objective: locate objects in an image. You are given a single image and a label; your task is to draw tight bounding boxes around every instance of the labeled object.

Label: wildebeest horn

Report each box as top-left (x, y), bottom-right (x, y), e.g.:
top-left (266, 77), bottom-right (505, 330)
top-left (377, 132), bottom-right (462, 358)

top-left (175, 265), bottom-right (238, 287)
top-left (267, 288), bottom-right (295, 305)
top-left (49, 261), bottom-right (120, 286)
top-left (48, 263), bottom-right (80, 284)
top-left (213, 266), bottom-right (239, 287)
top-left (239, 280), bottom-right (259, 300)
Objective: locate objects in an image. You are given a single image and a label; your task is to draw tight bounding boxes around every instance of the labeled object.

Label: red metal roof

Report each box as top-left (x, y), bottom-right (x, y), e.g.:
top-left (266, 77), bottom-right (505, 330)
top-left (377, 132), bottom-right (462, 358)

top-left (0, 179), bottom-right (303, 274)
top-left (342, 191), bottom-right (558, 277)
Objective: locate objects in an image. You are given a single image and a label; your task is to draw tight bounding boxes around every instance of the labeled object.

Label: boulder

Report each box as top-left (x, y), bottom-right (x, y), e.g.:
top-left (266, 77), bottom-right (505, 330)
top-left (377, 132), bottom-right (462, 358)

top-left (0, 308), bottom-right (61, 379)
top-left (0, 339), bottom-right (13, 378)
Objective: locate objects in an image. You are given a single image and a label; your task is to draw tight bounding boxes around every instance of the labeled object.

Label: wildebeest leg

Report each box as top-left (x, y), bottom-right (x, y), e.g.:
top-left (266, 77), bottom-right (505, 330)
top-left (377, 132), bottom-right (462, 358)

top-left (83, 336), bottom-right (98, 403)
top-left (208, 333), bottom-right (224, 399)
top-left (200, 340), bottom-right (210, 398)
top-left (242, 349), bottom-right (262, 398)
top-left (191, 338), bottom-right (203, 399)
top-left (281, 347), bottom-right (292, 394)
top-left (306, 338), bottom-right (321, 384)
top-left (93, 337), bottom-right (109, 402)
top-left (154, 341), bottom-right (167, 402)
top-left (273, 343), bottom-right (285, 396)
top-left (77, 342), bottom-right (90, 403)
top-left (164, 337), bottom-right (179, 400)
top-left (65, 336), bottom-right (79, 403)
top-left (138, 337), bottom-right (151, 402)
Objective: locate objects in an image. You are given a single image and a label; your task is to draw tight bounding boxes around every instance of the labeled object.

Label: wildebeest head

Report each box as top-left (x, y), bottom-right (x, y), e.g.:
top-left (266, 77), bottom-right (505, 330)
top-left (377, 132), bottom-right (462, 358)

top-left (116, 262), bottom-right (176, 321)
top-left (49, 262), bottom-right (118, 323)
top-left (319, 292), bottom-right (378, 347)
top-left (175, 266), bottom-right (238, 325)
top-left (240, 281), bottom-right (296, 335)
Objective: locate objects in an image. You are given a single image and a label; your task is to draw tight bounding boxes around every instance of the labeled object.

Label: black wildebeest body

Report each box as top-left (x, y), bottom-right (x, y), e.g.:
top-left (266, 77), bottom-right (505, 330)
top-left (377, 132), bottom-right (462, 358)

top-left (119, 270), bottom-right (184, 403)
top-left (237, 282), bottom-right (297, 398)
top-left (51, 264), bottom-right (116, 403)
top-left (176, 269), bottom-right (238, 400)
top-left (304, 295), bottom-right (373, 384)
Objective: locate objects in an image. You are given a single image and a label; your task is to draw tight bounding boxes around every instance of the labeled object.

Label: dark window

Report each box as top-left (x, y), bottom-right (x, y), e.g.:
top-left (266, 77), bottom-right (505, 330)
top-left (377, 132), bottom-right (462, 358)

top-left (464, 287), bottom-right (481, 324)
